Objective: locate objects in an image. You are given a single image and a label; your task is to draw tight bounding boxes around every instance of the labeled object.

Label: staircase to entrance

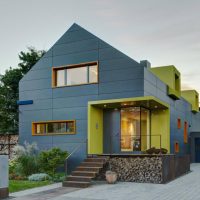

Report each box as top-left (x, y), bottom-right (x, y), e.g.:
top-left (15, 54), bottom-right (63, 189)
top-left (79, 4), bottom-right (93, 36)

top-left (63, 156), bottom-right (107, 188)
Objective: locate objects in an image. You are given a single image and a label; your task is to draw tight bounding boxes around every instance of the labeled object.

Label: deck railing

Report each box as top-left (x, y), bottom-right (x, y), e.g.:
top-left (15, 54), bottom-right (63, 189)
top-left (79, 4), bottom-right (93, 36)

top-left (109, 134), bottom-right (162, 154)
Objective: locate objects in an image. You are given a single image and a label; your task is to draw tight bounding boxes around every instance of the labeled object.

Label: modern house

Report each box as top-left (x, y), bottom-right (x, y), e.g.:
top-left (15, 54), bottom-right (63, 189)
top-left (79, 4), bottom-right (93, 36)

top-left (18, 23), bottom-right (200, 171)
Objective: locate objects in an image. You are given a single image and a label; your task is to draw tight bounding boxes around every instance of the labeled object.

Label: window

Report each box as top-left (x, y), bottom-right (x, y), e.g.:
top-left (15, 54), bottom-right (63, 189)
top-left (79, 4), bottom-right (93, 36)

top-left (177, 118), bottom-right (181, 129)
top-left (32, 120), bottom-right (76, 135)
top-left (52, 62), bottom-right (98, 87)
top-left (184, 121), bottom-right (188, 143)
top-left (56, 69), bottom-right (65, 86)
top-left (175, 142), bottom-right (179, 153)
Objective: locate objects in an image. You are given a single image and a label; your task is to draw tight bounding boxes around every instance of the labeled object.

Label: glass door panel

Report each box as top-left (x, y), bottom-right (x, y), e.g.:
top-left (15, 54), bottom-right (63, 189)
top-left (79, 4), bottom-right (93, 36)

top-left (120, 107), bottom-right (141, 152)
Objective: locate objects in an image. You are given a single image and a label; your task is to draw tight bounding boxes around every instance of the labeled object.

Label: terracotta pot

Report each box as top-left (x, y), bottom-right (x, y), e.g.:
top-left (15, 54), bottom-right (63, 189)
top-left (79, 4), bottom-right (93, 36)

top-left (106, 171), bottom-right (117, 184)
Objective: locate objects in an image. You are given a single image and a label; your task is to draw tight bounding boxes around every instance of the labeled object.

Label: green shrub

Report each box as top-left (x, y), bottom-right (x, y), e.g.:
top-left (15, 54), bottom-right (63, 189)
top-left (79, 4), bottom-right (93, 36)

top-left (28, 173), bottom-right (51, 181)
top-left (11, 142), bottom-right (39, 177)
top-left (38, 147), bottom-right (68, 176)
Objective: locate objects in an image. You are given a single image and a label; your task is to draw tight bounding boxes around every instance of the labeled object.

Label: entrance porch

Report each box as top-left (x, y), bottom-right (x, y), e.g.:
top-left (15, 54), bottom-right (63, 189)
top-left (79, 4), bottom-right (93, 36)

top-left (88, 96), bottom-right (170, 154)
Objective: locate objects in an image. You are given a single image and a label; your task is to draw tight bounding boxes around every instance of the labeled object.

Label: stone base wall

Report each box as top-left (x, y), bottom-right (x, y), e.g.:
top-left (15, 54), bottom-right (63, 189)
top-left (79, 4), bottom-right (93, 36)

top-left (0, 188), bottom-right (9, 199)
top-left (96, 154), bottom-right (190, 184)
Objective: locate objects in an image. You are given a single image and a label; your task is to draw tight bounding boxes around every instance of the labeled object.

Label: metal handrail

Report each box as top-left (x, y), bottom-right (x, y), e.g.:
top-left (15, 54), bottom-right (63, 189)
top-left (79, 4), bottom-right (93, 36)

top-left (64, 140), bottom-right (87, 175)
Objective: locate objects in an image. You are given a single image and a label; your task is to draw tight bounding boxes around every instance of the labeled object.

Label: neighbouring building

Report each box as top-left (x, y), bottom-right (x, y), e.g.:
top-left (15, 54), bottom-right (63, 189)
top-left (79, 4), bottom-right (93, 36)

top-left (18, 23), bottom-right (200, 169)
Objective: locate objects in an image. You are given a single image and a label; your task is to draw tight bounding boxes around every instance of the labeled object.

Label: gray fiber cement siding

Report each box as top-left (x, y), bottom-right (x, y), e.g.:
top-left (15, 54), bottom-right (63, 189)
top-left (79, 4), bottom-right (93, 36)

top-left (19, 23), bottom-right (200, 169)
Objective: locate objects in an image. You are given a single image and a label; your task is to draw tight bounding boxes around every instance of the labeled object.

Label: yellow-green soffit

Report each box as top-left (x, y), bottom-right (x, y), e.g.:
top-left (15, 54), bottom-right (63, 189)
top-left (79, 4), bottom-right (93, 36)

top-left (88, 96), bottom-right (169, 108)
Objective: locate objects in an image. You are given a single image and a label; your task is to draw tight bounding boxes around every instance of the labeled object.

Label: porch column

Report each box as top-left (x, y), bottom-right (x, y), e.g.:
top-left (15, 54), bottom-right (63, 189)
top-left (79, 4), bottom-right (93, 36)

top-left (0, 155), bottom-right (9, 199)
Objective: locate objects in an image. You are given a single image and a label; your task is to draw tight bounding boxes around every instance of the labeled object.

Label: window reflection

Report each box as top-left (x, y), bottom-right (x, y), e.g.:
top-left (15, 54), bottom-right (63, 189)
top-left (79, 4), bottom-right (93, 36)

top-left (67, 67), bottom-right (87, 85)
top-left (120, 107), bottom-right (150, 152)
top-left (53, 63), bottom-right (98, 87)
top-left (56, 69), bottom-right (65, 86)
top-left (89, 65), bottom-right (98, 83)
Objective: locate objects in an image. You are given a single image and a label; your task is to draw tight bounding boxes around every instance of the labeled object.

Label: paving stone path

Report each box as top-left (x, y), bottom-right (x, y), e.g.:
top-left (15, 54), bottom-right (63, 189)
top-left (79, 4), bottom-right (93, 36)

top-left (9, 163), bottom-right (200, 200)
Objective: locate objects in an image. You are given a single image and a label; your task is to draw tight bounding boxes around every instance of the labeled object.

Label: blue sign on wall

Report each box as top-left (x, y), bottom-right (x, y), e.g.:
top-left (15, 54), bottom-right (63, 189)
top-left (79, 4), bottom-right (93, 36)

top-left (17, 100), bottom-right (33, 105)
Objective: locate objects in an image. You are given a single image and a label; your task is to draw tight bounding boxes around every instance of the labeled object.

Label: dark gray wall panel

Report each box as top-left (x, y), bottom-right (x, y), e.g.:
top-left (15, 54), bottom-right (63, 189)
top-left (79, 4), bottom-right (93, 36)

top-left (53, 39), bottom-right (98, 56)
top-left (28, 57), bottom-right (52, 71)
top-left (98, 91), bottom-right (144, 100)
top-left (52, 107), bottom-right (87, 120)
top-left (55, 29), bottom-right (96, 45)
top-left (52, 84), bottom-right (98, 98)
top-left (19, 89), bottom-right (52, 100)
top-left (99, 79), bottom-right (143, 94)
top-left (19, 99), bottom-right (52, 111)
top-left (52, 50), bottom-right (98, 67)
top-left (53, 95), bottom-right (97, 109)
top-left (99, 67), bottom-right (143, 83)
top-left (99, 47), bottom-right (130, 61)
top-left (144, 68), bottom-right (157, 87)
top-left (19, 78), bottom-right (51, 91)
top-left (22, 69), bottom-right (51, 81)
top-left (20, 109), bottom-right (52, 122)
top-left (99, 57), bottom-right (139, 71)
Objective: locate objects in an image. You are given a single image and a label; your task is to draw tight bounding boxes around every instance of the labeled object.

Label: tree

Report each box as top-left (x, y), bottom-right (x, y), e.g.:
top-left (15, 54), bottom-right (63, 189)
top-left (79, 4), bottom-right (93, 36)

top-left (0, 47), bottom-right (46, 134)
top-left (18, 47), bottom-right (46, 75)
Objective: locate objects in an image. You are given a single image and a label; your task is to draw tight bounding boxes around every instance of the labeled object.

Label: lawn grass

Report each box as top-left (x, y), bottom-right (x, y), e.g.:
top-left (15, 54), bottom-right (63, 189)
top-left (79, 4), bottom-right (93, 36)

top-left (9, 180), bottom-right (52, 193)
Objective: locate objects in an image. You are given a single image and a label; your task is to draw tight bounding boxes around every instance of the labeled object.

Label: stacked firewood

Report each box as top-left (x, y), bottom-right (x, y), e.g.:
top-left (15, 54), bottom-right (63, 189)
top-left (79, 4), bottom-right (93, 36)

top-left (0, 135), bottom-right (18, 157)
top-left (96, 156), bottom-right (163, 184)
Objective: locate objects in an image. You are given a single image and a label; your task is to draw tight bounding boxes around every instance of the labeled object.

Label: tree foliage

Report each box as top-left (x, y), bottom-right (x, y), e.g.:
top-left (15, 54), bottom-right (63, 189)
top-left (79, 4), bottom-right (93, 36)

top-left (0, 47), bottom-right (46, 134)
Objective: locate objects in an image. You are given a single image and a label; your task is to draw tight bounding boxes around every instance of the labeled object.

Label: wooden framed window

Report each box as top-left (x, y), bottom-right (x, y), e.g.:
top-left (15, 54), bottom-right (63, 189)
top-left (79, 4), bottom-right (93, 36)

top-left (184, 121), bottom-right (188, 143)
top-left (52, 61), bottom-right (98, 87)
top-left (175, 141), bottom-right (179, 153)
top-left (32, 120), bottom-right (76, 136)
top-left (177, 118), bottom-right (181, 129)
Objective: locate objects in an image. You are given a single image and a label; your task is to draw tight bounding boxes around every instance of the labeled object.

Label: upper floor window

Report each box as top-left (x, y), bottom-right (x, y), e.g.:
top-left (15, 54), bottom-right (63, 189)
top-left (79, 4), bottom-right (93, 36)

top-left (52, 62), bottom-right (98, 87)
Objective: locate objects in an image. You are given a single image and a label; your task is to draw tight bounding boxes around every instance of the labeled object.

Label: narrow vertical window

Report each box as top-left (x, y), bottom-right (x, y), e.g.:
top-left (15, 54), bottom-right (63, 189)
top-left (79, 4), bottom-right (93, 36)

top-left (177, 118), bottom-right (181, 129)
top-left (184, 121), bottom-right (188, 143)
top-left (175, 142), bottom-right (179, 153)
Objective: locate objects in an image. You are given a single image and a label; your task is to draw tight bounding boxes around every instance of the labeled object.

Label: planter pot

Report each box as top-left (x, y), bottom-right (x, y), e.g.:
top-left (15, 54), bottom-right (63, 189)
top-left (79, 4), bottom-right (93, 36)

top-left (106, 171), bottom-right (117, 184)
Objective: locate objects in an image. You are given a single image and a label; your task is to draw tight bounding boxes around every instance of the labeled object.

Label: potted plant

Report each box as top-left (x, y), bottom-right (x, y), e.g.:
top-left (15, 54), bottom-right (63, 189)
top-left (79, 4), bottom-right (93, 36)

top-left (105, 170), bottom-right (117, 184)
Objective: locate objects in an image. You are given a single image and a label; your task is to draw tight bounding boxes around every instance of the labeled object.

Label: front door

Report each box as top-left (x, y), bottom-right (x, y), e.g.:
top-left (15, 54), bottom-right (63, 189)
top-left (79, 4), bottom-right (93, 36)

top-left (103, 109), bottom-right (120, 154)
top-left (195, 138), bottom-right (200, 162)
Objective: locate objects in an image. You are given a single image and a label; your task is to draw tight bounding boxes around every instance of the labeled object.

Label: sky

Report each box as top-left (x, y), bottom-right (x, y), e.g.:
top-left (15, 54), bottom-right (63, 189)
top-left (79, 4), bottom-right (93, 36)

top-left (0, 0), bottom-right (200, 92)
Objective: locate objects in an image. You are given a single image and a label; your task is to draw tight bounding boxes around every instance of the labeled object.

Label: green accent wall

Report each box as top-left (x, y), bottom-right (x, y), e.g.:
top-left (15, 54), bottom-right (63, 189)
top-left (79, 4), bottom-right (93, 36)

top-left (88, 96), bottom-right (170, 154)
top-left (151, 109), bottom-right (170, 152)
top-left (181, 90), bottom-right (199, 112)
top-left (150, 65), bottom-right (181, 99)
top-left (88, 105), bottom-right (103, 154)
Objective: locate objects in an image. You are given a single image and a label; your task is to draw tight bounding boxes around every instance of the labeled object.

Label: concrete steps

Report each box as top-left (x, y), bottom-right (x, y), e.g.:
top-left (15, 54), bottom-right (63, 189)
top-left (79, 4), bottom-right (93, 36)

top-left (63, 156), bottom-right (107, 188)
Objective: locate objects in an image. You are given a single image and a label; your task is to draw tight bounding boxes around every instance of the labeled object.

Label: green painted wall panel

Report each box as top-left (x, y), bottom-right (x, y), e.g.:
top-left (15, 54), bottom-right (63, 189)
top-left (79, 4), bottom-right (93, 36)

top-left (181, 90), bottom-right (199, 112)
top-left (151, 109), bottom-right (170, 153)
top-left (88, 105), bottom-right (103, 154)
